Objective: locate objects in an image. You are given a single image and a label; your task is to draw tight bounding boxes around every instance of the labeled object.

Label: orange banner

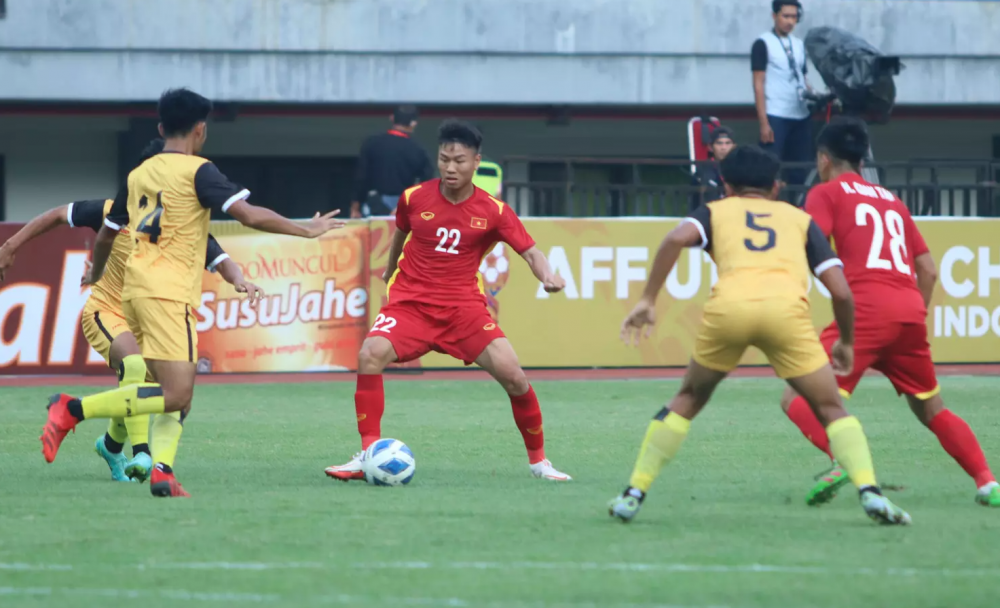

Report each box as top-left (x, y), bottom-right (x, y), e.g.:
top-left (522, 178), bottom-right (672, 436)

top-left (196, 224), bottom-right (369, 373)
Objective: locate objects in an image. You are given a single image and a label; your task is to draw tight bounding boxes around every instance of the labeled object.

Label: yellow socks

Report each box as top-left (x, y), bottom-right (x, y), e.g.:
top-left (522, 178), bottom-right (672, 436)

top-left (827, 416), bottom-right (878, 489)
top-left (629, 411), bottom-right (692, 492)
top-left (151, 411), bottom-right (184, 468)
top-left (107, 419), bottom-right (129, 444)
top-left (81, 383), bottom-right (165, 419)
top-left (115, 354), bottom-right (150, 448)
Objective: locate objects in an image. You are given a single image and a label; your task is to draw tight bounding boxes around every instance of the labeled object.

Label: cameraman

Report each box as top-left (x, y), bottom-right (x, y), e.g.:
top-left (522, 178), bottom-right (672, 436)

top-left (751, 0), bottom-right (813, 187)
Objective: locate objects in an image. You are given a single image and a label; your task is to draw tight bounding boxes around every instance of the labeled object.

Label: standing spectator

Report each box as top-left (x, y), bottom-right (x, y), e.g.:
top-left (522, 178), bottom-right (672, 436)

top-left (350, 105), bottom-right (434, 218)
top-left (691, 127), bottom-right (736, 209)
top-left (751, 0), bottom-right (813, 188)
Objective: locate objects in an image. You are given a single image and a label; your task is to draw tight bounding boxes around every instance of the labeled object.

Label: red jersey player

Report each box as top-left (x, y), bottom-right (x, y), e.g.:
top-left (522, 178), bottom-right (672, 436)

top-left (324, 120), bottom-right (571, 482)
top-left (781, 117), bottom-right (999, 507)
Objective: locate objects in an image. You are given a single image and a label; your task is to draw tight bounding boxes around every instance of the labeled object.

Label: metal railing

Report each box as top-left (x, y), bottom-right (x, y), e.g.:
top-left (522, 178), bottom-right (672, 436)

top-left (501, 157), bottom-right (1000, 218)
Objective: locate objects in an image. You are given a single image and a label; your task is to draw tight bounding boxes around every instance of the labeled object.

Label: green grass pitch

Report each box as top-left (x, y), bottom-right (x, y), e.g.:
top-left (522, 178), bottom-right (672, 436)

top-left (2, 375), bottom-right (999, 608)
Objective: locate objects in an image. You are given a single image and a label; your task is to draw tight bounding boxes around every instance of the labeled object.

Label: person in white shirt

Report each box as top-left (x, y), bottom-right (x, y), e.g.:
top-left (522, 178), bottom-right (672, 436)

top-left (751, 0), bottom-right (813, 188)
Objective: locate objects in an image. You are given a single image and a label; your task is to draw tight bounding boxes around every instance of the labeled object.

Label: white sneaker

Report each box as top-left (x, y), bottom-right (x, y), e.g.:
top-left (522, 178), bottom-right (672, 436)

top-left (860, 489), bottom-right (911, 525)
top-left (324, 452), bottom-right (365, 481)
top-left (530, 459), bottom-right (572, 481)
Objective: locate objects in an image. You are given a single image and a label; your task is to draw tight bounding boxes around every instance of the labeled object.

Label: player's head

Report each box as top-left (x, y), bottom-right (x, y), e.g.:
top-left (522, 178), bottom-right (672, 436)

top-left (157, 88), bottom-right (213, 153)
top-left (438, 119), bottom-right (482, 191)
top-left (708, 127), bottom-right (736, 161)
top-left (392, 105), bottom-right (420, 132)
top-left (772, 0), bottom-right (801, 35)
top-left (137, 138), bottom-right (165, 166)
top-left (719, 145), bottom-right (781, 199)
top-left (816, 116), bottom-right (869, 182)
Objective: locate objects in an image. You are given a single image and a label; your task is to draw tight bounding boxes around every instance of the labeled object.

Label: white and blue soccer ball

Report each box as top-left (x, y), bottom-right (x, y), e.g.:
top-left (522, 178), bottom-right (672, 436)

top-left (361, 438), bottom-right (415, 486)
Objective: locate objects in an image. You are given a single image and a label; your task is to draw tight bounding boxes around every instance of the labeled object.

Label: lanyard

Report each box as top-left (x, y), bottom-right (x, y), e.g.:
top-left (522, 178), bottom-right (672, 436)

top-left (775, 33), bottom-right (802, 86)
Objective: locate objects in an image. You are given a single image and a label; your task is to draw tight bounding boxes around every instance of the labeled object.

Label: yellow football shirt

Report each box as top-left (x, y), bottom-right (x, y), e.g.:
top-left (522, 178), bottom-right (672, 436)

top-left (105, 153), bottom-right (248, 309)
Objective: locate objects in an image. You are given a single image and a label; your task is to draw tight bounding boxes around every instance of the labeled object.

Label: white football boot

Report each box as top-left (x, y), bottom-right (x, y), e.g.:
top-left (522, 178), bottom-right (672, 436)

top-left (860, 488), bottom-right (911, 525)
top-left (324, 452), bottom-right (365, 482)
top-left (530, 459), bottom-right (572, 481)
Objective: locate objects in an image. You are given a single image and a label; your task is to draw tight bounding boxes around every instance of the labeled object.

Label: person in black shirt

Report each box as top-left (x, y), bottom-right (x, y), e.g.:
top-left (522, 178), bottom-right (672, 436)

top-left (691, 127), bottom-right (736, 210)
top-left (350, 105), bottom-right (435, 218)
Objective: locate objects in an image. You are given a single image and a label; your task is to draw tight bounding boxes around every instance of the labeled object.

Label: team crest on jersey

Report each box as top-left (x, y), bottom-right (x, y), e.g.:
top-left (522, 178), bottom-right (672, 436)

top-left (483, 322), bottom-right (497, 331)
top-left (420, 212), bottom-right (435, 221)
top-left (471, 217), bottom-right (488, 230)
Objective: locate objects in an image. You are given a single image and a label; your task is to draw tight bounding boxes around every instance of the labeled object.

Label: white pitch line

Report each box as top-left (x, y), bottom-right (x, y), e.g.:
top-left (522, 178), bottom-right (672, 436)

top-left (0, 587), bottom-right (729, 608)
top-left (128, 560), bottom-right (1000, 578)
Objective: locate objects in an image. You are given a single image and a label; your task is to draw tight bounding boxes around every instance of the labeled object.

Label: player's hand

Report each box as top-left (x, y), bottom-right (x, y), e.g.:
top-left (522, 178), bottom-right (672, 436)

top-left (0, 243), bottom-right (14, 282)
top-left (234, 280), bottom-right (264, 307)
top-left (304, 210), bottom-right (347, 238)
top-left (80, 260), bottom-right (100, 287)
top-left (831, 340), bottom-right (854, 376)
top-left (620, 297), bottom-right (657, 347)
top-left (542, 274), bottom-right (565, 293)
top-left (760, 121), bottom-right (774, 144)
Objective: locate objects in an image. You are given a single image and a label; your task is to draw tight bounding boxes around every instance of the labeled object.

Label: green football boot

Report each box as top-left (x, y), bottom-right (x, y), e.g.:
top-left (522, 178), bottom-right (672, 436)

top-left (94, 436), bottom-right (134, 483)
top-left (806, 464), bottom-right (851, 506)
top-left (975, 483), bottom-right (1000, 507)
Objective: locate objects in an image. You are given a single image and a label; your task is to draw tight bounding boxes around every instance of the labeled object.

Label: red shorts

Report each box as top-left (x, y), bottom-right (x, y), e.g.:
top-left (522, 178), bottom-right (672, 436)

top-left (368, 301), bottom-right (505, 365)
top-left (819, 321), bottom-right (939, 399)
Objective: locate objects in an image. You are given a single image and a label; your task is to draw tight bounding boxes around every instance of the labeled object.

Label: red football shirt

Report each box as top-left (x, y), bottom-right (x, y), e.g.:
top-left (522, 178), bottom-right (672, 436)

top-left (805, 172), bottom-right (929, 324)
top-left (387, 179), bottom-right (536, 307)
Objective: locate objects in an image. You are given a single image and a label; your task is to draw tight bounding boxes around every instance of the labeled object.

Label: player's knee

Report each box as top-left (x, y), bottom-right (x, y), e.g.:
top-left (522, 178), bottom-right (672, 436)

top-left (357, 339), bottom-right (392, 374)
top-left (779, 387), bottom-right (798, 412)
top-left (162, 383), bottom-right (194, 413)
top-left (499, 367), bottom-right (529, 396)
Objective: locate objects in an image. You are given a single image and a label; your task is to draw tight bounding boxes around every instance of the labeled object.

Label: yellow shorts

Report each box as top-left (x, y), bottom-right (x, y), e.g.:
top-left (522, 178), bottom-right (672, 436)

top-left (123, 297), bottom-right (198, 363)
top-left (693, 298), bottom-right (828, 379)
top-left (81, 301), bottom-right (130, 365)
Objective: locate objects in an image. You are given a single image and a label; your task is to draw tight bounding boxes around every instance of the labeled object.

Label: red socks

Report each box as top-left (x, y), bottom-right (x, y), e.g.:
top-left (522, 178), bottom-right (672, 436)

top-left (510, 386), bottom-right (545, 464)
top-left (785, 396), bottom-right (833, 460)
top-left (929, 409), bottom-right (996, 488)
top-left (355, 374), bottom-right (385, 450)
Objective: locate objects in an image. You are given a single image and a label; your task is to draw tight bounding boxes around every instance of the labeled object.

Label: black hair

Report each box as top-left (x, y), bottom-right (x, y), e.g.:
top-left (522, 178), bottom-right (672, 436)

top-left (709, 127), bottom-right (735, 146)
top-left (393, 105), bottom-right (420, 125)
top-left (772, 0), bottom-right (802, 14)
top-left (719, 145), bottom-right (781, 191)
top-left (158, 88), bottom-right (213, 137)
top-left (137, 138), bottom-right (165, 165)
top-left (816, 116), bottom-right (869, 167)
top-left (438, 119), bottom-right (483, 153)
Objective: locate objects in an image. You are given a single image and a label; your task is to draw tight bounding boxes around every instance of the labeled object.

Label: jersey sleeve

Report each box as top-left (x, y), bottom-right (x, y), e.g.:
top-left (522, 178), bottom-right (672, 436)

top-left (194, 162), bottom-right (250, 213)
top-left (903, 209), bottom-right (930, 257)
top-left (67, 199), bottom-right (107, 232)
top-left (804, 185), bottom-right (835, 236)
top-left (395, 196), bottom-right (411, 232)
top-left (750, 39), bottom-right (768, 72)
top-left (496, 206), bottom-right (535, 255)
top-left (805, 220), bottom-right (843, 276)
top-left (204, 234), bottom-right (230, 272)
top-left (682, 204), bottom-right (713, 251)
top-left (104, 183), bottom-right (130, 231)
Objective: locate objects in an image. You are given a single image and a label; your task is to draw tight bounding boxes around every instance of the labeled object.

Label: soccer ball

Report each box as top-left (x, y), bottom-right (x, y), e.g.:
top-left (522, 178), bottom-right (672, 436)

top-left (361, 438), bottom-right (416, 486)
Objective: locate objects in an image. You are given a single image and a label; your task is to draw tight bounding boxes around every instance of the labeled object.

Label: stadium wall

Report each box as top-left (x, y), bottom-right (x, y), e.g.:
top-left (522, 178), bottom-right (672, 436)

top-left (1, 0), bottom-right (999, 104)
top-left (1, 217), bottom-right (998, 375)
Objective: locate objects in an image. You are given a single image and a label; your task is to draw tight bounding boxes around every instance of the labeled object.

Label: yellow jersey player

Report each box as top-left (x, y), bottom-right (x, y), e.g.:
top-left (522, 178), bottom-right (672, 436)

top-left (608, 145), bottom-right (911, 525)
top-left (1, 139), bottom-right (262, 484)
top-left (41, 88), bottom-right (344, 497)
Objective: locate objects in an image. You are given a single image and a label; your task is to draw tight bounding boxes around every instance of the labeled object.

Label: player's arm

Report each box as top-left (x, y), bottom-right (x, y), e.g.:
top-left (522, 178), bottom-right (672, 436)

top-left (0, 205), bottom-right (69, 280)
top-left (382, 227), bottom-right (408, 283)
top-left (806, 219), bottom-right (855, 372)
top-left (494, 204), bottom-right (565, 292)
top-left (520, 246), bottom-right (564, 293)
top-left (905, 212), bottom-right (936, 308)
top-left (84, 188), bottom-right (129, 286)
top-left (621, 210), bottom-right (706, 345)
top-left (205, 234), bottom-right (264, 306)
top-left (195, 162), bottom-right (344, 238)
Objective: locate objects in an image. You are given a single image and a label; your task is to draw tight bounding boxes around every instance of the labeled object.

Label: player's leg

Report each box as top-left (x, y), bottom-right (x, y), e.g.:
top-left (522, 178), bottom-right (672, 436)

top-left (325, 304), bottom-right (430, 481)
top-left (143, 359), bottom-right (195, 498)
top-left (473, 336), bottom-right (570, 481)
top-left (770, 320), bottom-right (909, 524)
top-left (609, 306), bottom-right (743, 522)
top-left (80, 308), bottom-right (136, 482)
top-left (108, 332), bottom-right (153, 482)
top-left (608, 359), bottom-right (728, 522)
top-left (881, 324), bottom-right (999, 505)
